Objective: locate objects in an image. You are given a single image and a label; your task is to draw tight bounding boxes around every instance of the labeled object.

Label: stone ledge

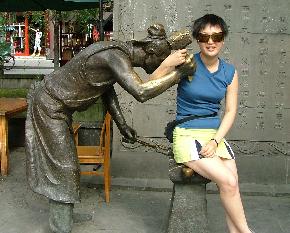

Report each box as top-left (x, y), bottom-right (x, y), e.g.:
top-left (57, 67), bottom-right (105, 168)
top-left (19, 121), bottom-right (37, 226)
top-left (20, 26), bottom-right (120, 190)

top-left (81, 174), bottom-right (290, 197)
top-left (0, 74), bottom-right (44, 79)
top-left (207, 182), bottom-right (290, 197)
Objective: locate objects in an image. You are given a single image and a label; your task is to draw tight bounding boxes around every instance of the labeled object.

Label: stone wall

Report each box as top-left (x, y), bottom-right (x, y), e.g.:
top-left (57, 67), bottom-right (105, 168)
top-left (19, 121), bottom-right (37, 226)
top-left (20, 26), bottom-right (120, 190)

top-left (112, 0), bottom-right (290, 184)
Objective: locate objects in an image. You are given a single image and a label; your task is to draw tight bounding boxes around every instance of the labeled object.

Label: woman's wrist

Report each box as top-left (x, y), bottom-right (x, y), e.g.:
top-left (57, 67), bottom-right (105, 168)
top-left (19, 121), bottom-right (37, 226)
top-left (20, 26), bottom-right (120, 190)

top-left (211, 138), bottom-right (219, 146)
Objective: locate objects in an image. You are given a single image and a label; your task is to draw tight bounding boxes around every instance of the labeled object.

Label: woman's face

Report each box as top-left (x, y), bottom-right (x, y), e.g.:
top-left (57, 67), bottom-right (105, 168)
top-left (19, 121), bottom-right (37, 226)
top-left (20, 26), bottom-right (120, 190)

top-left (197, 24), bottom-right (224, 59)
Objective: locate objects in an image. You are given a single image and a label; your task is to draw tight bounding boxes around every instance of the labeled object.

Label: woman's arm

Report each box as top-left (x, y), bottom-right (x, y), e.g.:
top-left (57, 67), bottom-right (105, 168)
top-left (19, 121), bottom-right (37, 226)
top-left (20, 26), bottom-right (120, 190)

top-left (200, 70), bottom-right (239, 157)
top-left (213, 70), bottom-right (239, 143)
top-left (149, 49), bottom-right (188, 80)
top-left (108, 49), bottom-right (195, 103)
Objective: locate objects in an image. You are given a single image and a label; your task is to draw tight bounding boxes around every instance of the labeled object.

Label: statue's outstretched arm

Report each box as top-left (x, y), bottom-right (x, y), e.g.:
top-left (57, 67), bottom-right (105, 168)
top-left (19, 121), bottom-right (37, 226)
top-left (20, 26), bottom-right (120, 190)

top-left (107, 50), bottom-right (194, 103)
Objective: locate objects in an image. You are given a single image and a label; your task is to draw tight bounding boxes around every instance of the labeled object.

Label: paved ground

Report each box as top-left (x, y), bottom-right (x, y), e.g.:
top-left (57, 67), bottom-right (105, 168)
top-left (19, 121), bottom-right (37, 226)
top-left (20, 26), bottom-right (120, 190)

top-left (1, 147), bottom-right (290, 233)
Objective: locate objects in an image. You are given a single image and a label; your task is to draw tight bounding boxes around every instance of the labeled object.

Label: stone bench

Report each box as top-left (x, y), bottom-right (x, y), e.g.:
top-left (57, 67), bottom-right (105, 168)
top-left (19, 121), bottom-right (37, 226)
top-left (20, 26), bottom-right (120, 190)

top-left (167, 150), bottom-right (211, 233)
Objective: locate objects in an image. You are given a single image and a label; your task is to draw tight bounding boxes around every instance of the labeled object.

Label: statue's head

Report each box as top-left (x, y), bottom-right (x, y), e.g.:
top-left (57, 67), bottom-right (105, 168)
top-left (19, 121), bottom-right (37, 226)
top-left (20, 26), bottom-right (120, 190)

top-left (132, 24), bottom-right (193, 74)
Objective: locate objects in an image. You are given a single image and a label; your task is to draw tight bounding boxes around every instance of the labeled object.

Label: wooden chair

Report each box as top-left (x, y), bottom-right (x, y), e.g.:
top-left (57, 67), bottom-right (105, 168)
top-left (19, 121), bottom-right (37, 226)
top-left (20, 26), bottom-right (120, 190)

top-left (73, 112), bottom-right (112, 203)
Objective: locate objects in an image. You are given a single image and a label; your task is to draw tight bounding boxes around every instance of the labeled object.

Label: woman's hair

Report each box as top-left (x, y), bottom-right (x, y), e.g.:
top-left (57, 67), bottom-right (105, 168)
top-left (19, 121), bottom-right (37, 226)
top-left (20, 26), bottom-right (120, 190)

top-left (192, 14), bottom-right (229, 38)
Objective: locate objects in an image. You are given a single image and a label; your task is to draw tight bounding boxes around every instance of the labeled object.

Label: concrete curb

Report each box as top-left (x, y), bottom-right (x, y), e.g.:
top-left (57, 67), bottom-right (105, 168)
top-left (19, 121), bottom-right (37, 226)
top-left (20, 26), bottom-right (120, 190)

top-left (82, 176), bottom-right (290, 197)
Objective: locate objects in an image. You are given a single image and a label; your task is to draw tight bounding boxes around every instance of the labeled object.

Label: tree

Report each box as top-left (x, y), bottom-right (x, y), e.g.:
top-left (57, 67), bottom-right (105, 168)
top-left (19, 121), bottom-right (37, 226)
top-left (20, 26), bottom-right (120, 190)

top-left (0, 13), bottom-right (7, 71)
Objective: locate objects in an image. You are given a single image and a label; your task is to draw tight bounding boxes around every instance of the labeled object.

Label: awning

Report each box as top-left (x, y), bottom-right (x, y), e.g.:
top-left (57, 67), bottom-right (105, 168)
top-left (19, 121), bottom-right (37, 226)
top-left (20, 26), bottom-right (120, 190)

top-left (0, 0), bottom-right (108, 12)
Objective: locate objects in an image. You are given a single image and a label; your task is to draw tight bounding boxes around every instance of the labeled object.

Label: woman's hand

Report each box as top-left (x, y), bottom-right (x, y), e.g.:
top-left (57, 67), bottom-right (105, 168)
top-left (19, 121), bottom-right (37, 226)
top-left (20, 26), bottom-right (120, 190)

top-left (199, 140), bottom-right (218, 158)
top-left (176, 53), bottom-right (196, 77)
top-left (149, 49), bottom-right (189, 80)
top-left (161, 49), bottom-right (188, 68)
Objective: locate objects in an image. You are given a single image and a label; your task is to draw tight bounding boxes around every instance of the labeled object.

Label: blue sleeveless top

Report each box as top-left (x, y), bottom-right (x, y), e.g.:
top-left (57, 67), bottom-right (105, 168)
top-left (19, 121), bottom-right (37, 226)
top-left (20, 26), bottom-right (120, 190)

top-left (176, 52), bottom-right (235, 129)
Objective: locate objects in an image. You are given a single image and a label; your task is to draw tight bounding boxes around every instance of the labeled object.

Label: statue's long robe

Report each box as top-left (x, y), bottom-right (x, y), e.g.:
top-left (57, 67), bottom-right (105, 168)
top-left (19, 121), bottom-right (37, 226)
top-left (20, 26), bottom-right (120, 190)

top-left (25, 41), bottom-right (130, 203)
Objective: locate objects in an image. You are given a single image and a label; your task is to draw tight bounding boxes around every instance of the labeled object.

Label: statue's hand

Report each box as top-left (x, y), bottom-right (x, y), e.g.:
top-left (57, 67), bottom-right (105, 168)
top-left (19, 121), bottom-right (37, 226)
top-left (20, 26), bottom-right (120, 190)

top-left (119, 124), bottom-right (137, 143)
top-left (176, 54), bottom-right (196, 78)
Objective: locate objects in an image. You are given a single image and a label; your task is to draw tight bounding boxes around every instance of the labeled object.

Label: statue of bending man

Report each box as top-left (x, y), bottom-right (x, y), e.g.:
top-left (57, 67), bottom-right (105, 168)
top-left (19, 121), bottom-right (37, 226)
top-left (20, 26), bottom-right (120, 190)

top-left (25, 24), bottom-right (195, 233)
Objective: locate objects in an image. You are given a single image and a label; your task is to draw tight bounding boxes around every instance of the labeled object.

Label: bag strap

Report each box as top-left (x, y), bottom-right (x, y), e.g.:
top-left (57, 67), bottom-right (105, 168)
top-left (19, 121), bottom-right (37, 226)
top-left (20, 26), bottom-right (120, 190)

top-left (173, 112), bottom-right (217, 127)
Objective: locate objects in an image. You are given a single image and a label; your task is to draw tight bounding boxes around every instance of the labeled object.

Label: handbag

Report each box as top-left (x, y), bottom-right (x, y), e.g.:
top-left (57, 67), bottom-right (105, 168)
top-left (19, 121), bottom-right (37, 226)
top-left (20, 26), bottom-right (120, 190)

top-left (164, 112), bottom-right (217, 143)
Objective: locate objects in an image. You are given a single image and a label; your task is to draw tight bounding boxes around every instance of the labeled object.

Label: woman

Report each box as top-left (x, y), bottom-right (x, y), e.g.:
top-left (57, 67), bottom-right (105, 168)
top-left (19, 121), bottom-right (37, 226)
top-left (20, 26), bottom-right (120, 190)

top-left (173, 14), bottom-right (255, 233)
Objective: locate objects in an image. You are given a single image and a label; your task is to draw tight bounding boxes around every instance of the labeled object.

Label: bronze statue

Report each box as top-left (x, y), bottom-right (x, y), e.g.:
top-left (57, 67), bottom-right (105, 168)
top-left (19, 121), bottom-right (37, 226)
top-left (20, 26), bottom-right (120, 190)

top-left (25, 23), bottom-right (195, 233)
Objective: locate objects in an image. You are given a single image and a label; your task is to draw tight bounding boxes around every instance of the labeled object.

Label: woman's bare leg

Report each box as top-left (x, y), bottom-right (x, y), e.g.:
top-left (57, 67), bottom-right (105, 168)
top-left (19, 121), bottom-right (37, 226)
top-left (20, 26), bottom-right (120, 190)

top-left (184, 157), bottom-right (251, 233)
top-left (221, 159), bottom-right (244, 233)
top-left (216, 182), bottom-right (239, 233)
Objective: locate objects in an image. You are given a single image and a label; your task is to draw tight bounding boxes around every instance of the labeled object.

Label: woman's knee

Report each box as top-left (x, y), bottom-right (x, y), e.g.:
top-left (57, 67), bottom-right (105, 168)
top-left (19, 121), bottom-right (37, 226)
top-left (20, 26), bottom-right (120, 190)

top-left (218, 173), bottom-right (239, 196)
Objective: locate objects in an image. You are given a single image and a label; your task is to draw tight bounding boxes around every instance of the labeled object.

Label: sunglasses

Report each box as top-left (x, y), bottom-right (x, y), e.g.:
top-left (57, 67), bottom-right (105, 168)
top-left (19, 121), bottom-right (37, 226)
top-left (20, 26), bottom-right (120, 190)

top-left (196, 32), bottom-right (224, 43)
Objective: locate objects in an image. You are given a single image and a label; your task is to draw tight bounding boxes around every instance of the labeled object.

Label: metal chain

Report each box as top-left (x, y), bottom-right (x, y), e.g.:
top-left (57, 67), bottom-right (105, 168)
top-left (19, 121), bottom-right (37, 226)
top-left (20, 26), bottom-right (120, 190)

top-left (121, 136), bottom-right (171, 156)
top-left (136, 137), bottom-right (171, 155)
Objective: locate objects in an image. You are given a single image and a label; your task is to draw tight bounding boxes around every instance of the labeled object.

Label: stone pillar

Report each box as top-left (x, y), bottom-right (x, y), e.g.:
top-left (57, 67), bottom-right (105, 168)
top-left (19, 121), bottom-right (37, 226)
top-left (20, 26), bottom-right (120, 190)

top-left (167, 155), bottom-right (210, 233)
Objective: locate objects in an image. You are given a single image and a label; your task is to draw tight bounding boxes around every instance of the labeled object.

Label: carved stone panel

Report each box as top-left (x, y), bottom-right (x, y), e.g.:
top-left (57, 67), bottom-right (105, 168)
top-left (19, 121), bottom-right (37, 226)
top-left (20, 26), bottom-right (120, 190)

top-left (113, 0), bottom-right (290, 153)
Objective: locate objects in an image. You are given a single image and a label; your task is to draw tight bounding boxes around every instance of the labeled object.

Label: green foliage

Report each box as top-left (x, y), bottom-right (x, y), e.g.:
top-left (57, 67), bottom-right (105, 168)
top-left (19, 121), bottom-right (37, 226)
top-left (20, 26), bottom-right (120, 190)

top-left (60, 8), bottom-right (98, 33)
top-left (73, 99), bottom-right (105, 122)
top-left (76, 9), bottom-right (98, 32)
top-left (0, 13), bottom-right (15, 56)
top-left (0, 13), bottom-right (7, 67)
top-left (30, 11), bottom-right (45, 29)
top-left (0, 88), bottom-right (29, 98)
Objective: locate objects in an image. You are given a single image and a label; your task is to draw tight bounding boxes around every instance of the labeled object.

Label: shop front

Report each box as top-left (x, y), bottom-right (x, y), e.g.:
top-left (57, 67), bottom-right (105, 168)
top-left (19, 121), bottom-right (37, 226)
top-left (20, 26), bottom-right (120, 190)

top-left (1, 6), bottom-right (113, 74)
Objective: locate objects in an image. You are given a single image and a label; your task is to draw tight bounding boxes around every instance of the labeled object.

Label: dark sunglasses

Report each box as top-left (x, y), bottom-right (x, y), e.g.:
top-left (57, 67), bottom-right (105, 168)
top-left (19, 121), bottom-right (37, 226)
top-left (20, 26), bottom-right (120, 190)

top-left (196, 32), bottom-right (224, 43)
